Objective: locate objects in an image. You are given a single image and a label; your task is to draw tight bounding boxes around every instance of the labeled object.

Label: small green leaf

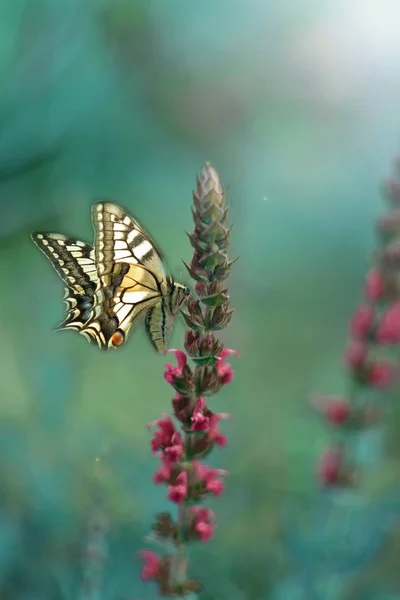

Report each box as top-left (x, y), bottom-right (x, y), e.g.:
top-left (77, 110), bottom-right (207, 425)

top-left (181, 311), bottom-right (205, 331)
top-left (201, 291), bottom-right (229, 307)
top-left (182, 260), bottom-right (209, 283)
top-left (190, 354), bottom-right (219, 367)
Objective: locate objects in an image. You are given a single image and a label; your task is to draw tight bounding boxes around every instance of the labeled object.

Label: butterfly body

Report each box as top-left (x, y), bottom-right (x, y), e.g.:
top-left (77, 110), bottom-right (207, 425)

top-left (31, 202), bottom-right (190, 351)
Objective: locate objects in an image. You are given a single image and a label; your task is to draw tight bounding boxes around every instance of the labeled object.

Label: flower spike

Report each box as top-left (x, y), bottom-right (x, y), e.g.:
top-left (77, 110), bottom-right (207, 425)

top-left (139, 164), bottom-right (238, 596)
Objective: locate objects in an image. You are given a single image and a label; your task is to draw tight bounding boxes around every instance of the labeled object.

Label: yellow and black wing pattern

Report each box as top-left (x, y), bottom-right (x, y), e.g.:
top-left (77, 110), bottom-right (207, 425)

top-left (31, 202), bottom-right (190, 351)
top-left (31, 232), bottom-right (97, 332)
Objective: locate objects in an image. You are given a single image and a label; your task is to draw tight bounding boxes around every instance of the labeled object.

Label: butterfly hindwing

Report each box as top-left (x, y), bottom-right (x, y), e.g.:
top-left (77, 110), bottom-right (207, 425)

top-left (145, 300), bottom-right (175, 353)
top-left (145, 280), bottom-right (190, 351)
top-left (31, 232), bottom-right (97, 331)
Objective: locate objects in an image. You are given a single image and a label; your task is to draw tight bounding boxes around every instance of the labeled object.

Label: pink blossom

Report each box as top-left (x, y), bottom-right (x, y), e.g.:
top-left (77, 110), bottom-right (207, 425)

top-left (344, 340), bottom-right (368, 369)
top-left (318, 448), bottom-right (342, 486)
top-left (375, 301), bottom-right (400, 344)
top-left (164, 349), bottom-right (187, 384)
top-left (167, 471), bottom-right (188, 503)
top-left (193, 462), bottom-right (228, 496)
top-left (312, 395), bottom-right (351, 425)
top-left (153, 455), bottom-right (174, 484)
top-left (149, 415), bottom-right (175, 451)
top-left (349, 305), bottom-right (374, 338)
top-left (138, 550), bottom-right (160, 581)
top-left (148, 415), bottom-right (183, 462)
top-left (164, 432), bottom-right (184, 462)
top-left (325, 400), bottom-right (351, 425)
top-left (208, 413), bottom-right (230, 446)
top-left (368, 361), bottom-right (393, 388)
top-left (190, 506), bottom-right (215, 542)
top-left (215, 349), bottom-right (238, 384)
top-left (190, 399), bottom-right (230, 446)
top-left (191, 397), bottom-right (210, 431)
top-left (364, 269), bottom-right (384, 301)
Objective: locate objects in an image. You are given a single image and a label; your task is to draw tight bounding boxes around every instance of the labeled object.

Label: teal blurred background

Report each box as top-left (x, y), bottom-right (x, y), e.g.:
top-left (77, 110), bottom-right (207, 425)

top-left (2, 0), bottom-right (400, 598)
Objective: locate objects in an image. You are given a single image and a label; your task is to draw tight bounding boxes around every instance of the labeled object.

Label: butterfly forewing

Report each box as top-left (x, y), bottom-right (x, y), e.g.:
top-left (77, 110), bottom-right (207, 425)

top-left (31, 233), bottom-right (98, 331)
top-left (91, 201), bottom-right (167, 278)
top-left (84, 202), bottom-right (169, 348)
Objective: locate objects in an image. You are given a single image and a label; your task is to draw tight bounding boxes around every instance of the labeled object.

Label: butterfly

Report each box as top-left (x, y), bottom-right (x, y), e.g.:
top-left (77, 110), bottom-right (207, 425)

top-left (31, 201), bottom-right (190, 351)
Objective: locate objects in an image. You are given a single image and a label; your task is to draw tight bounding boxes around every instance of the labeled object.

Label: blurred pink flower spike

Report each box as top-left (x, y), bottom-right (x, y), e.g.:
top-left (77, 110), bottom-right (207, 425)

top-left (311, 395), bottom-right (351, 426)
top-left (317, 447), bottom-right (355, 487)
top-left (375, 301), bottom-right (400, 344)
top-left (139, 550), bottom-right (161, 582)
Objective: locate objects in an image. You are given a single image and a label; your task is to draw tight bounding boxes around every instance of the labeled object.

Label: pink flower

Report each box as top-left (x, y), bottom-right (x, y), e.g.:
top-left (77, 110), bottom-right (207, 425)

top-left (148, 415), bottom-right (183, 462)
top-left (191, 397), bottom-right (210, 431)
top-left (168, 471), bottom-right (188, 503)
top-left (368, 361), bottom-right (393, 388)
top-left (318, 448), bottom-right (342, 486)
top-left (149, 415), bottom-right (175, 451)
top-left (208, 413), bottom-right (230, 446)
top-left (164, 349), bottom-right (187, 384)
top-left (326, 399), bottom-right (351, 425)
top-left (138, 550), bottom-right (161, 581)
top-left (190, 506), bottom-right (215, 542)
top-left (375, 301), bottom-right (400, 344)
top-left (193, 462), bottom-right (228, 496)
top-left (344, 340), bottom-right (368, 369)
top-left (215, 349), bottom-right (238, 384)
top-left (312, 395), bottom-right (351, 425)
top-left (164, 432), bottom-right (184, 462)
top-left (364, 269), bottom-right (384, 301)
top-left (153, 455), bottom-right (174, 484)
top-left (349, 305), bottom-right (374, 338)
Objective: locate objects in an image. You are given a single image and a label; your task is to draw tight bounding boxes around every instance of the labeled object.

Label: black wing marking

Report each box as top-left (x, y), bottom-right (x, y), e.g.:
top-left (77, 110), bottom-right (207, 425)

top-left (31, 232), bottom-right (98, 331)
top-left (91, 201), bottom-right (167, 282)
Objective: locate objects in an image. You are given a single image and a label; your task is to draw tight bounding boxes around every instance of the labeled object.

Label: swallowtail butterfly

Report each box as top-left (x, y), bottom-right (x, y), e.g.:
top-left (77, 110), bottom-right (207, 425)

top-left (31, 202), bottom-right (190, 351)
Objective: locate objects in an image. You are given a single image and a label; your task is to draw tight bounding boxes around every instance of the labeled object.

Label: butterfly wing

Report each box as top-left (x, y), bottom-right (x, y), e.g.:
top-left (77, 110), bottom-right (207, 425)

top-left (145, 302), bottom-right (175, 353)
top-left (31, 233), bottom-right (98, 332)
top-left (86, 201), bottom-right (169, 349)
top-left (145, 281), bottom-right (190, 352)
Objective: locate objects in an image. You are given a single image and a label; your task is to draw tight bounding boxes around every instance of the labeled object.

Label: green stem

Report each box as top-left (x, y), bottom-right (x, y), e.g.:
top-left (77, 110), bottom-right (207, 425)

top-left (171, 403), bottom-right (196, 591)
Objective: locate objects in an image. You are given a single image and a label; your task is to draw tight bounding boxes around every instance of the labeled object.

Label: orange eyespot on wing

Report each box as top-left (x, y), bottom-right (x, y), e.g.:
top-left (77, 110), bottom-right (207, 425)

top-left (111, 330), bottom-right (125, 347)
